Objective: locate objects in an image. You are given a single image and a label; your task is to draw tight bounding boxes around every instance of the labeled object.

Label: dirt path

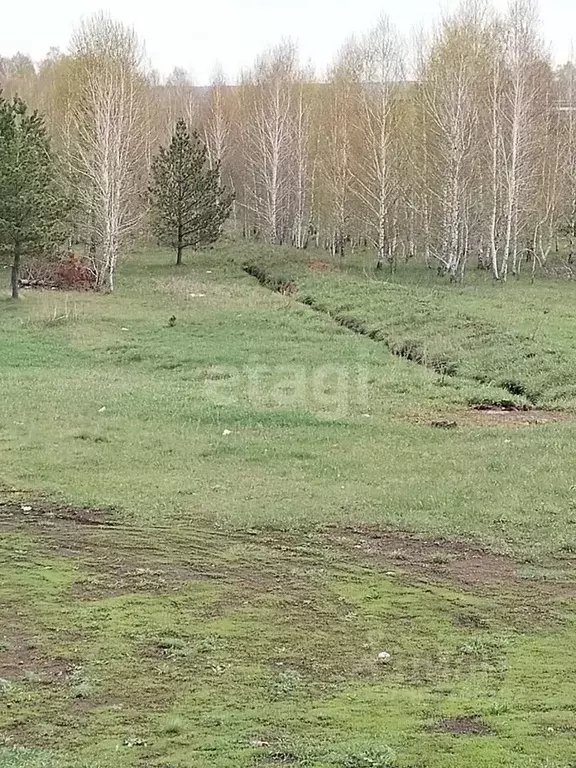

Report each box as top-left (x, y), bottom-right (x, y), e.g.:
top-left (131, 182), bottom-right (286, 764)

top-left (2, 497), bottom-right (574, 599)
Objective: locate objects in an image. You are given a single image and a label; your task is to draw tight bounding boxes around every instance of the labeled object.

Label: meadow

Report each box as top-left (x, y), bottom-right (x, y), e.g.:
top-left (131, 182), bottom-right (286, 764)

top-left (1, 242), bottom-right (576, 768)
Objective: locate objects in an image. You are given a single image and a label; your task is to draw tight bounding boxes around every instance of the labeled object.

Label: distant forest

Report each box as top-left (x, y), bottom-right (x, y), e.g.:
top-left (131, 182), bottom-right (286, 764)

top-left (2, 1), bottom-right (576, 284)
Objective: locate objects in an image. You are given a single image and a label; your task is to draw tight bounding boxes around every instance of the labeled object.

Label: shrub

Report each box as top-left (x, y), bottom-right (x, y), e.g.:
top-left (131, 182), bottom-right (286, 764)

top-left (54, 252), bottom-right (95, 290)
top-left (21, 251), bottom-right (96, 291)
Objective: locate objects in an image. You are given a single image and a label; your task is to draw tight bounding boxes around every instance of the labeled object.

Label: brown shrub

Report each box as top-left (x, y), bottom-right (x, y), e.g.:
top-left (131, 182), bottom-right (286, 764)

top-left (22, 252), bottom-right (96, 291)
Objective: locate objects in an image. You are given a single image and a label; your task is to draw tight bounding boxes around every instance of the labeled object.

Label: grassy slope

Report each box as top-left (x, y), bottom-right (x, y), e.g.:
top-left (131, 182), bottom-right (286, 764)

top-left (245, 247), bottom-right (576, 408)
top-left (1, 242), bottom-right (576, 768)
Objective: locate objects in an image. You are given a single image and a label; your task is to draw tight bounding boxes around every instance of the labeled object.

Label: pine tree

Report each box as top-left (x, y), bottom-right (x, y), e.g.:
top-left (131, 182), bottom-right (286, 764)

top-left (0, 91), bottom-right (68, 298)
top-left (150, 118), bottom-right (233, 265)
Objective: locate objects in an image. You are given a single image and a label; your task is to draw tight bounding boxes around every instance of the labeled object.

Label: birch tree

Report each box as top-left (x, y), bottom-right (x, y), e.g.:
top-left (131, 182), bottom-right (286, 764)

top-left (353, 16), bottom-right (404, 268)
top-left (483, 20), bottom-right (507, 278)
top-left (556, 60), bottom-right (576, 262)
top-left (240, 43), bottom-right (297, 244)
top-left (68, 14), bottom-right (148, 291)
top-left (204, 65), bottom-right (230, 179)
top-left (499, 0), bottom-right (544, 279)
top-left (421, 3), bottom-right (489, 278)
top-left (526, 73), bottom-right (560, 275)
top-left (318, 44), bottom-right (359, 256)
top-left (290, 71), bottom-right (316, 248)
top-left (165, 67), bottom-right (199, 142)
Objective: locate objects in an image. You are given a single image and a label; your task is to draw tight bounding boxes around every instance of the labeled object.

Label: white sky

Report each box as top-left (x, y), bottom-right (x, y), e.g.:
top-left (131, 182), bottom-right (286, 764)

top-left (1, 0), bottom-right (574, 83)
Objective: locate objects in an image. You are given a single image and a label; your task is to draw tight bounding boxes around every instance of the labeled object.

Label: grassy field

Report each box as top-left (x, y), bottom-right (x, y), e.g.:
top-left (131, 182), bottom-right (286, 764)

top-left (1, 242), bottom-right (576, 768)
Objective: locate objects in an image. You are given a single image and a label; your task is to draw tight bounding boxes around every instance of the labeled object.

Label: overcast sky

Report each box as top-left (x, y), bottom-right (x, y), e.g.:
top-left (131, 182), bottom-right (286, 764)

top-left (1, 0), bottom-right (574, 83)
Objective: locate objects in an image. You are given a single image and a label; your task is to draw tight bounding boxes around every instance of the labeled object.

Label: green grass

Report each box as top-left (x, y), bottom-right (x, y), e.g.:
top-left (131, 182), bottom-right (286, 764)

top-left (1, 241), bottom-right (576, 767)
top-left (244, 247), bottom-right (576, 408)
top-left (1, 243), bottom-right (576, 553)
top-left (2, 522), bottom-right (576, 768)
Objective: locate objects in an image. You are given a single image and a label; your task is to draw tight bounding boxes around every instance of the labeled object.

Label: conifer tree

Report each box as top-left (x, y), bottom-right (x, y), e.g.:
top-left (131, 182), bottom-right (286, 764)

top-left (0, 91), bottom-right (68, 298)
top-left (150, 118), bottom-right (233, 264)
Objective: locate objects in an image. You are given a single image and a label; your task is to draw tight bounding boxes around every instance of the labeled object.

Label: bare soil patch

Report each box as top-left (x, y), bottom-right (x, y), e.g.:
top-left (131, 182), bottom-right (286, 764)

top-left (430, 716), bottom-right (493, 736)
top-left (337, 528), bottom-right (518, 588)
top-left (0, 632), bottom-right (74, 684)
top-left (332, 527), bottom-right (576, 606)
top-left (71, 561), bottom-right (220, 600)
top-left (0, 499), bottom-right (225, 599)
top-left (424, 405), bottom-right (576, 428)
top-left (0, 498), bottom-right (311, 609)
top-left (2, 496), bottom-right (575, 605)
top-left (0, 498), bottom-right (113, 528)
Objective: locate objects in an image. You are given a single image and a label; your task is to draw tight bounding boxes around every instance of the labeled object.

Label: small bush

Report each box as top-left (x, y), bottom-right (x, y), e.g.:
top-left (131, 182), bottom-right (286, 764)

top-left (22, 252), bottom-right (96, 291)
top-left (54, 252), bottom-right (95, 290)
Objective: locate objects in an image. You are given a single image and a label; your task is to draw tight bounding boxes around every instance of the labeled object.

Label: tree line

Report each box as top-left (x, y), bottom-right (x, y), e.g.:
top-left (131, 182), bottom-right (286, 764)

top-left (1, 0), bottom-right (575, 291)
